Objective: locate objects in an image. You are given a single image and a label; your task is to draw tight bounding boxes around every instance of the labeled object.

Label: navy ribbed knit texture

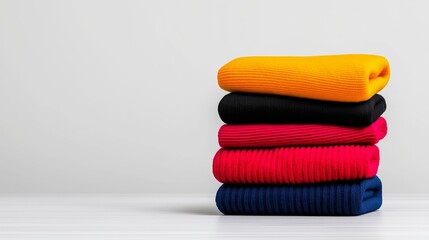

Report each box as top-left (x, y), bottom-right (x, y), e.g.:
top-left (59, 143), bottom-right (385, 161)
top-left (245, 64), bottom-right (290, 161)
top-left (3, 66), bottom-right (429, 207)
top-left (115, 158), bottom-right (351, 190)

top-left (216, 176), bottom-right (382, 216)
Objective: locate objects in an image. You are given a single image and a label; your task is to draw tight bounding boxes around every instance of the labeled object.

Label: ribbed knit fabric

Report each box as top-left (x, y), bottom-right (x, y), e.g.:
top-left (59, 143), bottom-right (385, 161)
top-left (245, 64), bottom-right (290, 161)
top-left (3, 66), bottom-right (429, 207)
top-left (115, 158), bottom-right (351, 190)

top-left (218, 54), bottom-right (390, 102)
top-left (218, 117), bottom-right (387, 148)
top-left (218, 93), bottom-right (386, 126)
top-left (215, 176), bottom-right (382, 216)
top-left (213, 145), bottom-right (379, 184)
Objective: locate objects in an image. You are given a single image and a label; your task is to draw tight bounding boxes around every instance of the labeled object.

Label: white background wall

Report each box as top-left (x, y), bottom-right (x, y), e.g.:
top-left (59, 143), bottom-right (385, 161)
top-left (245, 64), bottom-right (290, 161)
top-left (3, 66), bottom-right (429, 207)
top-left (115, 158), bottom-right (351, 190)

top-left (0, 0), bottom-right (427, 193)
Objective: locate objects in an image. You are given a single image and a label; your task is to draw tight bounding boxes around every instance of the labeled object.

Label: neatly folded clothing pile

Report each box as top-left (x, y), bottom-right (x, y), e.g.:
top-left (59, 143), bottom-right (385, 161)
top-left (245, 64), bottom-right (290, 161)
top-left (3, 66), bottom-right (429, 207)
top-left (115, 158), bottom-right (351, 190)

top-left (213, 54), bottom-right (390, 216)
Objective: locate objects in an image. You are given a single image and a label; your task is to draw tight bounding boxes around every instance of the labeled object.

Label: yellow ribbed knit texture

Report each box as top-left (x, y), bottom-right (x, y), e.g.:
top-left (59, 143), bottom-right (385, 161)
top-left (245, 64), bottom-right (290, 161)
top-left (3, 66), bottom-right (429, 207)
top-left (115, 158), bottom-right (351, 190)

top-left (218, 54), bottom-right (390, 102)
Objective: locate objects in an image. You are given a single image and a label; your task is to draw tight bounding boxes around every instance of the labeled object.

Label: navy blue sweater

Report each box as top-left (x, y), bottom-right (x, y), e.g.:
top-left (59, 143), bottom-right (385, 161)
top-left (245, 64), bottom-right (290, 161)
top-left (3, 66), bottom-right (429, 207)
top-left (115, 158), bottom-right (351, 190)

top-left (216, 177), bottom-right (382, 216)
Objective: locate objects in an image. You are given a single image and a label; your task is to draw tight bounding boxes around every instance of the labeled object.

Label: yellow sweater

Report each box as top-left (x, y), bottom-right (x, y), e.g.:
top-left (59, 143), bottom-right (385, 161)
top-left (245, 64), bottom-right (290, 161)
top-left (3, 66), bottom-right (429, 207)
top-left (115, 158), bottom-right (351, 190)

top-left (218, 54), bottom-right (390, 102)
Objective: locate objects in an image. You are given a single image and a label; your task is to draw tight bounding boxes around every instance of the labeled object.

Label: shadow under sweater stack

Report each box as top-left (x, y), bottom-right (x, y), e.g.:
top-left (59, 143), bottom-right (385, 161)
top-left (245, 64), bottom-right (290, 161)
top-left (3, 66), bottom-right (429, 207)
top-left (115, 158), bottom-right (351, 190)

top-left (213, 54), bottom-right (390, 216)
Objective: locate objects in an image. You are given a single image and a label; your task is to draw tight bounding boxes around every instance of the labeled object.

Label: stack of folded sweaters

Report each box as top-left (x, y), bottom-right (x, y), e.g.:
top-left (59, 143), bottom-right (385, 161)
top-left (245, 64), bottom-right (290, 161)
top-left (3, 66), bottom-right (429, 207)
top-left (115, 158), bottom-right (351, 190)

top-left (213, 54), bottom-right (390, 216)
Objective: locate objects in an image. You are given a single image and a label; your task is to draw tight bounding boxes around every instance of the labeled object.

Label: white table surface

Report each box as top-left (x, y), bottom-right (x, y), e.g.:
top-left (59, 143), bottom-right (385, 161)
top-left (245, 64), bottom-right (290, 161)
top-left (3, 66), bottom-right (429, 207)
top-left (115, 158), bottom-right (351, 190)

top-left (0, 194), bottom-right (428, 239)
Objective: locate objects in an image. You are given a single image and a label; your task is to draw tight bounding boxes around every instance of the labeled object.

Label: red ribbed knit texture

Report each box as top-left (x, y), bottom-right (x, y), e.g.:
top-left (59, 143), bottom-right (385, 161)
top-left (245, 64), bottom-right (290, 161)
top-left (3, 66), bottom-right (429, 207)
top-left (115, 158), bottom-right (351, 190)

top-left (213, 145), bottom-right (379, 184)
top-left (219, 117), bottom-right (387, 148)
